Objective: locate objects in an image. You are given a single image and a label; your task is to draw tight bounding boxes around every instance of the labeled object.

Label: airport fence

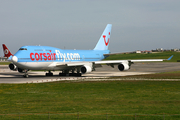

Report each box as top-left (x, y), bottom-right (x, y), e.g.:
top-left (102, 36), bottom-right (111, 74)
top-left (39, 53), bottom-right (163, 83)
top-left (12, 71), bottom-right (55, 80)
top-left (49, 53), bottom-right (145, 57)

top-left (0, 112), bottom-right (180, 120)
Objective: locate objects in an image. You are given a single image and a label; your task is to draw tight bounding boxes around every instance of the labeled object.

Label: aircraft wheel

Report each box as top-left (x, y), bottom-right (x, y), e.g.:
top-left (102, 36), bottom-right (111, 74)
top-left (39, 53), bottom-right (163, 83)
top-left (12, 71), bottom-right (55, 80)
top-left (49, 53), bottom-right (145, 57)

top-left (76, 73), bottom-right (82, 77)
top-left (69, 73), bottom-right (75, 76)
top-left (23, 74), bottom-right (29, 78)
top-left (59, 73), bottom-right (66, 76)
top-left (46, 73), bottom-right (53, 76)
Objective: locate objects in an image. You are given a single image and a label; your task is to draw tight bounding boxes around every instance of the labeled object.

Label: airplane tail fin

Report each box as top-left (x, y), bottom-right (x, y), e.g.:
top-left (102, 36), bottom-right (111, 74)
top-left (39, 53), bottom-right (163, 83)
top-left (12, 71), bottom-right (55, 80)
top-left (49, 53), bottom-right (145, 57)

top-left (94, 24), bottom-right (112, 50)
top-left (2, 44), bottom-right (13, 58)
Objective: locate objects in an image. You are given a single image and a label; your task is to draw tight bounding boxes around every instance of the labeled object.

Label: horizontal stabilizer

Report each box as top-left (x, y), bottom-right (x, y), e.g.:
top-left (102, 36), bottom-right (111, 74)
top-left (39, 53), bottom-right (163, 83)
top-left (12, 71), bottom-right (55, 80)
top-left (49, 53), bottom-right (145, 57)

top-left (167, 55), bottom-right (173, 61)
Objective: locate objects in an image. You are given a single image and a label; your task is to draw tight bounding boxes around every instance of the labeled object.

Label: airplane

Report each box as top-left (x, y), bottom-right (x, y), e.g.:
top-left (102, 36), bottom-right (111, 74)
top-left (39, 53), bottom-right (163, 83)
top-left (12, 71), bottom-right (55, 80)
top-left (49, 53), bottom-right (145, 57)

top-left (2, 44), bottom-right (13, 58)
top-left (2, 24), bottom-right (173, 78)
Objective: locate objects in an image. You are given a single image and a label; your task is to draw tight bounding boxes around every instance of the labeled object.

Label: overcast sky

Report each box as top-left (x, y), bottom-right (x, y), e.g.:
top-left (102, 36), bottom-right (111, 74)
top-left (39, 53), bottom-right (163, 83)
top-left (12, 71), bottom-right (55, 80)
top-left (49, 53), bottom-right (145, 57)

top-left (0, 0), bottom-right (180, 56)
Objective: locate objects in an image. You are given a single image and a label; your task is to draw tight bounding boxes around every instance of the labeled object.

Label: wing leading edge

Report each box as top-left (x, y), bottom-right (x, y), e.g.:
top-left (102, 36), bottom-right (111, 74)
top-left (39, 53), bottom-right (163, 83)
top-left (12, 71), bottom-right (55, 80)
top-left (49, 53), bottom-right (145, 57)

top-left (53, 55), bottom-right (173, 72)
top-left (95, 55), bottom-right (173, 64)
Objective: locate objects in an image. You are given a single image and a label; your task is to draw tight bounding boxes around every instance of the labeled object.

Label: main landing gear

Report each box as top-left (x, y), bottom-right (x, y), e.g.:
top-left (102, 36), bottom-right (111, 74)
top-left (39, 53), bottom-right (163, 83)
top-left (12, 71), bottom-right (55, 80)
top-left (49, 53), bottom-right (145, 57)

top-left (45, 70), bottom-right (82, 77)
top-left (59, 73), bottom-right (82, 77)
top-left (22, 70), bottom-right (82, 78)
top-left (59, 70), bottom-right (82, 77)
top-left (46, 71), bottom-right (53, 76)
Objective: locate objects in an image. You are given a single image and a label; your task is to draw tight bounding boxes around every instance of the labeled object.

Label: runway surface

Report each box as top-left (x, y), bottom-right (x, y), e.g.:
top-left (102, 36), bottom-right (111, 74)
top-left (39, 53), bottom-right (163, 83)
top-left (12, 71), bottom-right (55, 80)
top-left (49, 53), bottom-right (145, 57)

top-left (0, 62), bottom-right (180, 83)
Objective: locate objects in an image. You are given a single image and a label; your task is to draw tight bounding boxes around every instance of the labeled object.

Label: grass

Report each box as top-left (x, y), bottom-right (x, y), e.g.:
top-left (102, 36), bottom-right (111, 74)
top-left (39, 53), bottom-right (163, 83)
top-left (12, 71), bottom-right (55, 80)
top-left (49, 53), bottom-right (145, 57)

top-left (0, 79), bottom-right (180, 119)
top-left (1, 51), bottom-right (180, 119)
top-left (105, 51), bottom-right (180, 62)
top-left (0, 62), bottom-right (10, 65)
top-left (117, 71), bottom-right (180, 79)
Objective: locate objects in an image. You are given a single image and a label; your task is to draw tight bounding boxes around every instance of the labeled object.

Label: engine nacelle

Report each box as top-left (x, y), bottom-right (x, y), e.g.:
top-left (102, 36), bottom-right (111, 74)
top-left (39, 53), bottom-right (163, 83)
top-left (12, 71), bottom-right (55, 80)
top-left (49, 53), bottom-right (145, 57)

top-left (9, 63), bottom-right (17, 71)
top-left (81, 65), bottom-right (92, 74)
top-left (18, 68), bottom-right (24, 73)
top-left (118, 63), bottom-right (130, 71)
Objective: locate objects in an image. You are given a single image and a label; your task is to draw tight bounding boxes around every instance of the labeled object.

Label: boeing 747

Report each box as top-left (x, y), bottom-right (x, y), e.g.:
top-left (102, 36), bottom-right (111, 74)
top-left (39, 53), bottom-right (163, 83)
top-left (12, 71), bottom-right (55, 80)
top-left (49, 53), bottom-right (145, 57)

top-left (2, 24), bottom-right (173, 77)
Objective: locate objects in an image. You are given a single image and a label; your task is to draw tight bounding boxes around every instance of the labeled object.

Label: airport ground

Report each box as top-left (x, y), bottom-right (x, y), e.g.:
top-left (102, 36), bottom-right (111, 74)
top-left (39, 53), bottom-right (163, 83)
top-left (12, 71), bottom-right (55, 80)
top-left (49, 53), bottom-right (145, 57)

top-left (0, 62), bottom-right (180, 83)
top-left (1, 62), bottom-right (180, 119)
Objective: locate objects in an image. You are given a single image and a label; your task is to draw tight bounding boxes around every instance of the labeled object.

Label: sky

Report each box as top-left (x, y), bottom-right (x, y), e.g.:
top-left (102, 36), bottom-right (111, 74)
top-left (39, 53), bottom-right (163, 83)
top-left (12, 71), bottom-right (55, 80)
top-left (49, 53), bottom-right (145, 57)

top-left (0, 0), bottom-right (180, 56)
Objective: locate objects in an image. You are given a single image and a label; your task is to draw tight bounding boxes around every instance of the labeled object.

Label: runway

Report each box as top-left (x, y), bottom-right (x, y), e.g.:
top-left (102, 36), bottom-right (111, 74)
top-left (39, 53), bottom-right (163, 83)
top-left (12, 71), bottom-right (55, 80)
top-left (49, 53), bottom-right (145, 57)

top-left (0, 62), bottom-right (180, 83)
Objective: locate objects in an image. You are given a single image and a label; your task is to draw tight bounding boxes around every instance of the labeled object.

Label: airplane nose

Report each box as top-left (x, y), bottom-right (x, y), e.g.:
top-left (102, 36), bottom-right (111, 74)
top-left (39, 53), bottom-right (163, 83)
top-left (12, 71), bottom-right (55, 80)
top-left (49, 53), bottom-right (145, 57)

top-left (12, 56), bottom-right (18, 63)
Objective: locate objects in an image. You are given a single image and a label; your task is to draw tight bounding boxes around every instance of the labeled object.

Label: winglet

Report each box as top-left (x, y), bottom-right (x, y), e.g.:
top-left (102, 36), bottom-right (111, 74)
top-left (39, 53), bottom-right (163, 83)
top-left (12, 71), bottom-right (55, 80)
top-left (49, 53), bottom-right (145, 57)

top-left (167, 55), bottom-right (173, 61)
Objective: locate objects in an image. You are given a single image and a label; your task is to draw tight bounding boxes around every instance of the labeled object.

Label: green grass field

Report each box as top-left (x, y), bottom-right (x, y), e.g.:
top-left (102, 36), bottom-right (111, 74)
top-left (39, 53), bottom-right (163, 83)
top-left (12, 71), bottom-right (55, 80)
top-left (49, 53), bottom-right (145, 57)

top-left (0, 78), bottom-right (180, 119)
top-left (0, 62), bottom-right (10, 65)
top-left (118, 71), bottom-right (180, 79)
top-left (1, 51), bottom-right (180, 119)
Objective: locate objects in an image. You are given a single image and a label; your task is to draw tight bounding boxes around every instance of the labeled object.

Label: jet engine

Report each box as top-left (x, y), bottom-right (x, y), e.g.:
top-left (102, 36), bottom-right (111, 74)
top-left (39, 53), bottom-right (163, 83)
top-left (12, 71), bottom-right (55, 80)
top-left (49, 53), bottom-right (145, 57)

top-left (9, 63), bottom-right (17, 71)
top-left (118, 63), bottom-right (130, 71)
top-left (18, 68), bottom-right (24, 73)
top-left (81, 65), bottom-right (92, 74)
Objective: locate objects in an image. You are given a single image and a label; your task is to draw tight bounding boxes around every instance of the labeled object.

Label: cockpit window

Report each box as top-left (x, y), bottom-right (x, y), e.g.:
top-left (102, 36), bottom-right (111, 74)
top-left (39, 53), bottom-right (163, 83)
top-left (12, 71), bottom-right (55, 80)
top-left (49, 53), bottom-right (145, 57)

top-left (19, 48), bottom-right (27, 50)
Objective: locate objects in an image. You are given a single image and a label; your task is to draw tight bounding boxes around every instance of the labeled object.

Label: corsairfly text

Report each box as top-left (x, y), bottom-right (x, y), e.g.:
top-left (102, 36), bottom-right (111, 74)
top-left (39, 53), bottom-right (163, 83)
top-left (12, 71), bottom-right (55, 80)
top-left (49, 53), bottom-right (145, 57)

top-left (55, 50), bottom-right (80, 62)
top-left (30, 50), bottom-right (81, 62)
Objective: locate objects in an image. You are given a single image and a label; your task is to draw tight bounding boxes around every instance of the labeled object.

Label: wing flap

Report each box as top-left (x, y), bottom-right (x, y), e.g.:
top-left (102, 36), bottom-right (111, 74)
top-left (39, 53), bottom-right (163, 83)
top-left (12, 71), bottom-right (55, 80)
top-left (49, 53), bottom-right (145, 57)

top-left (95, 60), bottom-right (128, 64)
top-left (94, 59), bottom-right (165, 65)
top-left (131, 59), bottom-right (164, 62)
top-left (56, 62), bottom-right (92, 67)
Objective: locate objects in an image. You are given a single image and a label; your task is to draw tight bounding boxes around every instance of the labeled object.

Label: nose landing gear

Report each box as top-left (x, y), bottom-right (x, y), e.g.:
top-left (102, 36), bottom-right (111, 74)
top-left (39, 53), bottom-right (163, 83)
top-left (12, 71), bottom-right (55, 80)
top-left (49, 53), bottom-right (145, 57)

top-left (23, 70), bottom-right (29, 78)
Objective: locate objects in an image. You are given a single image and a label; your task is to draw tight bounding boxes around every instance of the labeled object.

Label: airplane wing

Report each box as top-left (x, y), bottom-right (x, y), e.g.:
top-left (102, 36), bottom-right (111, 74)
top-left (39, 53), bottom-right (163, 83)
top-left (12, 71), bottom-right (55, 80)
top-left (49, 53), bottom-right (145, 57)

top-left (94, 59), bottom-right (164, 64)
top-left (93, 59), bottom-right (164, 71)
top-left (56, 62), bottom-right (93, 67)
top-left (53, 55), bottom-right (173, 72)
top-left (55, 55), bottom-right (172, 67)
top-left (94, 55), bottom-right (173, 71)
top-left (55, 59), bottom-right (160, 68)
top-left (95, 55), bottom-right (173, 64)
